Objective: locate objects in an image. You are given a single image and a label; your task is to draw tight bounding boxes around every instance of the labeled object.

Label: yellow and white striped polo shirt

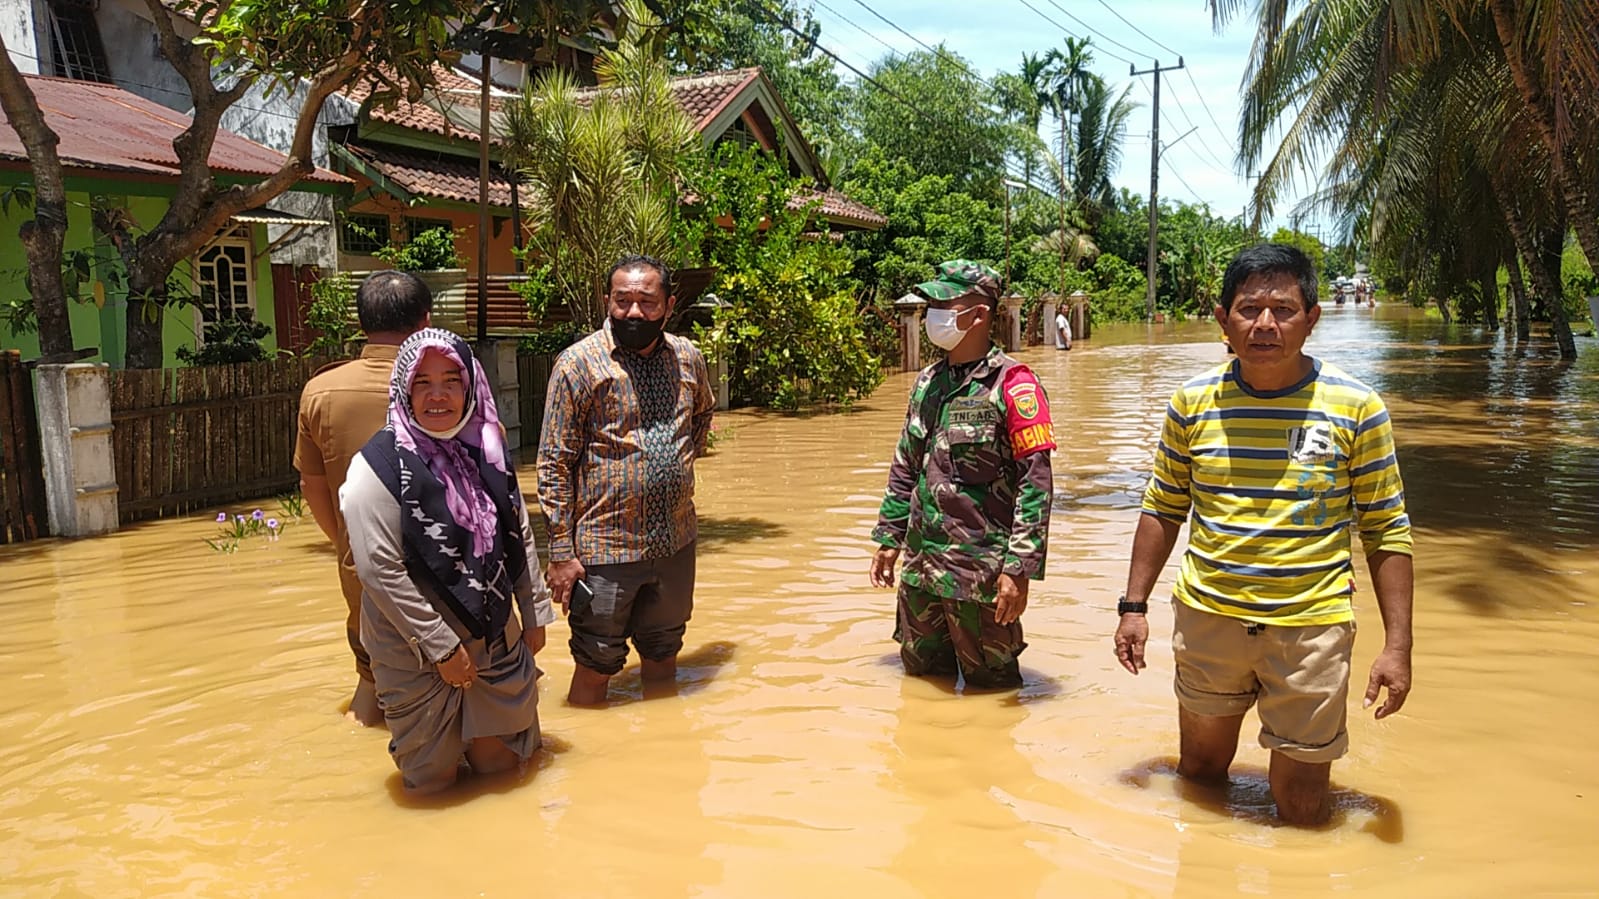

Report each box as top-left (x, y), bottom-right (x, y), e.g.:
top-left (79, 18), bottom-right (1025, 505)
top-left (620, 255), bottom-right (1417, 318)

top-left (1142, 358), bottom-right (1412, 626)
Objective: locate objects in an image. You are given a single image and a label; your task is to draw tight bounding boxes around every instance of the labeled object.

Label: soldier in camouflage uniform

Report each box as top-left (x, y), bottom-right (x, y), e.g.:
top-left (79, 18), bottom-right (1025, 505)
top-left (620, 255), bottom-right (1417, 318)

top-left (870, 260), bottom-right (1056, 689)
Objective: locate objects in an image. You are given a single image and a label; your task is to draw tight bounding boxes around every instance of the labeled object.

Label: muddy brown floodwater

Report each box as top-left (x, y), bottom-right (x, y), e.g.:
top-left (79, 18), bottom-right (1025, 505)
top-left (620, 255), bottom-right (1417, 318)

top-left (2, 305), bottom-right (1596, 896)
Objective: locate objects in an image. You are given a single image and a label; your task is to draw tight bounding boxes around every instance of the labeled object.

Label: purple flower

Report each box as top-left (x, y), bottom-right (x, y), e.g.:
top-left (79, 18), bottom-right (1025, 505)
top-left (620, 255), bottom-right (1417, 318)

top-left (216, 512), bottom-right (227, 523)
top-left (266, 518), bottom-right (279, 530)
top-left (251, 509), bottom-right (264, 521)
top-left (235, 515), bottom-right (244, 522)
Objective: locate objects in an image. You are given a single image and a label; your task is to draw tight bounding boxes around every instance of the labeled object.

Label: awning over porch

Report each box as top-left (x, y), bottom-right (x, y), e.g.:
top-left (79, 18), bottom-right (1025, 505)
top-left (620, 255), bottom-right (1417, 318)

top-left (230, 208), bottom-right (332, 226)
top-left (335, 144), bottom-right (514, 208)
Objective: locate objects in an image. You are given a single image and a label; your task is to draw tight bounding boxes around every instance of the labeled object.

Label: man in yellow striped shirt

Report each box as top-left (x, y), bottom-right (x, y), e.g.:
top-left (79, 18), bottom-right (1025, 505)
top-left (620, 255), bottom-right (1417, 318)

top-left (1113, 244), bottom-right (1414, 825)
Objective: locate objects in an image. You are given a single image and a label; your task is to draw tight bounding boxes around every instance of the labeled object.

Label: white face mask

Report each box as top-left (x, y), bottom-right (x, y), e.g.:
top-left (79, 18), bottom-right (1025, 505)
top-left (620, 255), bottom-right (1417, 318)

top-left (924, 307), bottom-right (973, 350)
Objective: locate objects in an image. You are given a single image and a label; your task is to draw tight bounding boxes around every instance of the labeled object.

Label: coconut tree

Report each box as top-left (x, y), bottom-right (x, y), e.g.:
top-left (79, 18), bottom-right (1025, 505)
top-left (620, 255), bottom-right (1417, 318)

top-left (1218, 0), bottom-right (1582, 355)
top-left (1069, 73), bottom-right (1137, 229)
top-left (1211, 0), bottom-right (1599, 327)
top-left (1045, 37), bottom-right (1096, 185)
top-left (502, 0), bottom-right (696, 328)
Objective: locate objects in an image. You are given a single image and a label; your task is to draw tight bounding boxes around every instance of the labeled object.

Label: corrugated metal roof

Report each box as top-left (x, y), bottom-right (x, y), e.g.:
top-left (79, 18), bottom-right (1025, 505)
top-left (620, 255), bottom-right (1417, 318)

top-left (0, 75), bottom-right (349, 187)
top-left (231, 208), bottom-right (332, 226)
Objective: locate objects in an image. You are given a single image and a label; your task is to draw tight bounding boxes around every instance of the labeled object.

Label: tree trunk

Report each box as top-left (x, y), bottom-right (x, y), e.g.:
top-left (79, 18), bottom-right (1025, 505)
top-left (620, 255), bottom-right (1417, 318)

top-left (0, 38), bottom-right (74, 359)
top-left (1506, 251), bottom-right (1531, 340)
top-left (1479, 266), bottom-right (1500, 331)
top-left (1502, 201), bottom-right (1570, 351)
top-left (1436, 295), bottom-right (1453, 323)
top-left (124, 260), bottom-right (171, 370)
top-left (1536, 227), bottom-right (1577, 356)
top-left (1488, 0), bottom-right (1599, 288)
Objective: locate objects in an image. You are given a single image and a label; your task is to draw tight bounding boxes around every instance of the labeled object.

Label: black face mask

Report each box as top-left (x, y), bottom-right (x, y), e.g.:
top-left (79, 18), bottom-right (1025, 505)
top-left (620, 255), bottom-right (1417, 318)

top-left (611, 315), bottom-right (664, 352)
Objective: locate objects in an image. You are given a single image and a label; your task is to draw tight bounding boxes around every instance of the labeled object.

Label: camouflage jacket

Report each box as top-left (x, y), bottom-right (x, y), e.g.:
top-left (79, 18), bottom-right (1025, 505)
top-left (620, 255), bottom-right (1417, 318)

top-left (873, 347), bottom-right (1056, 602)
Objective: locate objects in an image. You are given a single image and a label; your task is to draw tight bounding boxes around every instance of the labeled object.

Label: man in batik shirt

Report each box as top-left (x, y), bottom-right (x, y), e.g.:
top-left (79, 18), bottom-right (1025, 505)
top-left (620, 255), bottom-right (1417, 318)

top-left (869, 260), bottom-right (1056, 690)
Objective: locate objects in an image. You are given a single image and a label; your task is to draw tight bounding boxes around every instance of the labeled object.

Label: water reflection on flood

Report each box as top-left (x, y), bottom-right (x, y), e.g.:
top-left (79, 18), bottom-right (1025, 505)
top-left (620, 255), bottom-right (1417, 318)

top-left (1, 305), bottom-right (1596, 896)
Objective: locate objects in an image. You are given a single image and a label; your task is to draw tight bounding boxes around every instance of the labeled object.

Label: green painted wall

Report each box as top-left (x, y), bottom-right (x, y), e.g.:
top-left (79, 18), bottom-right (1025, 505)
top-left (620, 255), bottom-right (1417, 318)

top-left (0, 192), bottom-right (282, 367)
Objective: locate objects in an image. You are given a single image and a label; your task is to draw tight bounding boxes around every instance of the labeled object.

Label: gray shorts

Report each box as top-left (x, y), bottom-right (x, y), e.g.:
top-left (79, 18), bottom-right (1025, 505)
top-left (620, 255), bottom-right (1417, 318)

top-left (571, 542), bottom-right (696, 676)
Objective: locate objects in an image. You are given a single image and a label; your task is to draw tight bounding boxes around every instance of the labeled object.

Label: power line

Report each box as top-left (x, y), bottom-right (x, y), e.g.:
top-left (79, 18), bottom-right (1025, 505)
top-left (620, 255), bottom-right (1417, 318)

top-left (746, 0), bottom-right (1044, 192)
top-left (1040, 0), bottom-right (1142, 64)
top-left (1012, 0), bottom-right (1125, 66)
top-left (1091, 0), bottom-right (1181, 57)
top-left (1137, 76), bottom-right (1234, 175)
top-left (810, 0), bottom-right (903, 61)
top-left (849, 0), bottom-right (1000, 93)
top-left (1183, 68), bottom-right (1238, 158)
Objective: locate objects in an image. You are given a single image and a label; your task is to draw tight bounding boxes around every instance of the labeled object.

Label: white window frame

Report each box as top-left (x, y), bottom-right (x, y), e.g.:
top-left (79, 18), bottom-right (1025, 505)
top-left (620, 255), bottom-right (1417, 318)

top-left (191, 223), bottom-right (257, 344)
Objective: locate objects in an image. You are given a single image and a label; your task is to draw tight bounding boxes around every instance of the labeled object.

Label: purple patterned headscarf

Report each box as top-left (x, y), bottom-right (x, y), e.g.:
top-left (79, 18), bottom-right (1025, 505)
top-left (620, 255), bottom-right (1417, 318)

top-left (388, 328), bottom-right (511, 558)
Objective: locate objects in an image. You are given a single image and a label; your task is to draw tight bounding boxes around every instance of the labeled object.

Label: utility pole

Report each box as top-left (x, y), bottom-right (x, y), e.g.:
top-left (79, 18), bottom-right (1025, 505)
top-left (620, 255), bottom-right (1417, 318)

top-left (477, 53), bottom-right (492, 341)
top-left (1131, 57), bottom-right (1184, 322)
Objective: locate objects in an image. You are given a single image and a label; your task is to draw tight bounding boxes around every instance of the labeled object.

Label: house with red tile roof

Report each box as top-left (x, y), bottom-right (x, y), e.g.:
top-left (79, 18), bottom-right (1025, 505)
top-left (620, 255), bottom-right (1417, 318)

top-left (0, 75), bottom-right (349, 366)
top-left (331, 62), bottom-right (885, 333)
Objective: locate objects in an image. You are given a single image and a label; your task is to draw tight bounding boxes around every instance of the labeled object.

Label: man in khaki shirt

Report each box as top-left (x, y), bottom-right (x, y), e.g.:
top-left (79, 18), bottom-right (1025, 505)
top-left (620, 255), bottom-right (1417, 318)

top-left (294, 271), bottom-right (431, 726)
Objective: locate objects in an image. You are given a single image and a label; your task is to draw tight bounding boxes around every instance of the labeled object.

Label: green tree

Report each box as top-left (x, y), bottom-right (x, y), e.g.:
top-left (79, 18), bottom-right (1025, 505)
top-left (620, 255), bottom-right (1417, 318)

top-left (684, 144), bottom-right (882, 408)
top-left (0, 0), bottom-right (485, 368)
top-left (840, 150), bottom-right (1005, 301)
top-left (504, 0), bottom-right (699, 329)
top-left (855, 49), bottom-right (1008, 195)
top-left (661, 0), bottom-right (853, 172)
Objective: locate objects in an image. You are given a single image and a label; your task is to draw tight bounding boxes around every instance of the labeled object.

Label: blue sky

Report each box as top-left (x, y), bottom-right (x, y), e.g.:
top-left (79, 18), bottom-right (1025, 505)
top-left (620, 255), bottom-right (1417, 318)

top-left (800, 0), bottom-right (1312, 231)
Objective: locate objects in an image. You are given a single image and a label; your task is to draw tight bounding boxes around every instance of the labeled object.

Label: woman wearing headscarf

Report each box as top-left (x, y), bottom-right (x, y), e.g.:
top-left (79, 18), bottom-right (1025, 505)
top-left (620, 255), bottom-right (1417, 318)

top-left (340, 328), bottom-right (553, 794)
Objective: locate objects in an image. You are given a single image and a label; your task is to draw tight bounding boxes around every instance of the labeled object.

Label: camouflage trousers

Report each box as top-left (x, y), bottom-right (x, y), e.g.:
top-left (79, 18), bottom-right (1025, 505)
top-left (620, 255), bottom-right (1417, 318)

top-left (894, 583), bottom-right (1025, 689)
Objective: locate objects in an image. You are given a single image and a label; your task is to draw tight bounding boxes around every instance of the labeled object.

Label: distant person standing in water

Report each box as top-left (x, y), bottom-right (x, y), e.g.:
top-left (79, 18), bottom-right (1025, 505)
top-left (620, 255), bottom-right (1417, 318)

top-left (295, 271), bottom-right (430, 726)
top-left (342, 329), bottom-right (552, 794)
top-left (1054, 307), bottom-right (1072, 350)
top-left (1113, 243), bottom-right (1414, 825)
top-left (870, 260), bottom-right (1056, 690)
top-left (537, 255), bottom-right (715, 706)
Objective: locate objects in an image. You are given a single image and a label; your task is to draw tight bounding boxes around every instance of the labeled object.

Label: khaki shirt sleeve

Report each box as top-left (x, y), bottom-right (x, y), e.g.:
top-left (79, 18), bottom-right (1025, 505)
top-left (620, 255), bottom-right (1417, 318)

top-left (293, 394), bottom-right (325, 476)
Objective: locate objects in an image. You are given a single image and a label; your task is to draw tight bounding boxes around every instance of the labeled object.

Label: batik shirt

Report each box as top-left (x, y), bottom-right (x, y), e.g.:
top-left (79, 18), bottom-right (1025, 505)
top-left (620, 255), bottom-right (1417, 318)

top-left (873, 346), bottom-right (1056, 602)
top-left (537, 321), bottom-right (715, 565)
top-left (1142, 357), bottom-right (1412, 626)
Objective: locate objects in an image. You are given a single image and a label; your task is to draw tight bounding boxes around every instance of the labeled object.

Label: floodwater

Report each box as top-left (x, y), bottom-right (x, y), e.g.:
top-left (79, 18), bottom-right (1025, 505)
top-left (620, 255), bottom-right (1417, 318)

top-left (2, 306), bottom-right (1597, 897)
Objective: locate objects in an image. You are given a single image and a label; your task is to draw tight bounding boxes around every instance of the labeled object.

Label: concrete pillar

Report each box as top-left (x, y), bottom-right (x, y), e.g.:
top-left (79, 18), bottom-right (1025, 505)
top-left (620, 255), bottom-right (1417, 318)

top-left (1069, 290), bottom-right (1091, 342)
top-left (475, 339), bottom-right (521, 453)
top-left (709, 352), bottom-right (730, 411)
top-left (1042, 297), bottom-right (1059, 348)
top-left (35, 363), bottom-right (117, 537)
top-left (893, 295), bottom-right (926, 372)
top-left (1001, 294), bottom-right (1025, 352)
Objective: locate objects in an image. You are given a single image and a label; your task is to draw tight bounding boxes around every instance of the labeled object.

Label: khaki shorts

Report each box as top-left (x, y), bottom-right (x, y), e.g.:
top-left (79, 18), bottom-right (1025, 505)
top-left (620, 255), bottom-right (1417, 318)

top-left (1171, 599), bottom-right (1354, 763)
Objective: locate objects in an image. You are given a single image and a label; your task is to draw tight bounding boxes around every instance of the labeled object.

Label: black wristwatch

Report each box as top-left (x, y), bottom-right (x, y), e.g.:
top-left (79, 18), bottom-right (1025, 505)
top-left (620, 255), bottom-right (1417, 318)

top-left (1116, 595), bottom-right (1149, 615)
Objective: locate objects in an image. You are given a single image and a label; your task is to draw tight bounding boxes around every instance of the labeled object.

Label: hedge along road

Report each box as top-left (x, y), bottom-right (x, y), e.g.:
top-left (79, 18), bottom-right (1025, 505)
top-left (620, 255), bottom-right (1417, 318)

top-left (0, 304), bottom-right (1595, 896)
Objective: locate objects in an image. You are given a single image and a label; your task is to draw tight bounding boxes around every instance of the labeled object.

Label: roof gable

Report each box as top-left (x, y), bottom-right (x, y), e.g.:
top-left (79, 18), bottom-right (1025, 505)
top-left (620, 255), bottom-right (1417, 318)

top-left (349, 65), bottom-right (824, 180)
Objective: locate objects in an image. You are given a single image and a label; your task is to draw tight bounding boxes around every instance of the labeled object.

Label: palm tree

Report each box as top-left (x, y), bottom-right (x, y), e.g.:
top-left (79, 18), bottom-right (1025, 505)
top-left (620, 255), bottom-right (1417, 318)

top-left (502, 0), bottom-right (696, 327)
top-left (1070, 73), bottom-right (1136, 228)
top-left (1216, 0), bottom-right (1584, 356)
top-left (1045, 37), bottom-right (1095, 186)
top-left (1211, 0), bottom-right (1597, 345)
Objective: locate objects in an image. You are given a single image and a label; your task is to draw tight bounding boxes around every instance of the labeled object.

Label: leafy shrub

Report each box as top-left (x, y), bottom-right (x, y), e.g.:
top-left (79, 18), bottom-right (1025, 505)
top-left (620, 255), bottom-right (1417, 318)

top-left (305, 272), bottom-right (359, 356)
top-left (176, 309), bottom-right (272, 366)
top-left (375, 227), bottom-right (465, 272)
top-left (685, 145), bottom-right (883, 408)
top-left (1087, 252), bottom-right (1149, 323)
top-left (517, 322), bottom-right (584, 356)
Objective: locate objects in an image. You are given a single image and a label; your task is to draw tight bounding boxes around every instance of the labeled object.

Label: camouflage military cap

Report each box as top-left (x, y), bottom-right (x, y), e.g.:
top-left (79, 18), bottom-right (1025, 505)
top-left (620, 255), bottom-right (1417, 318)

top-left (914, 259), bottom-right (1002, 302)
